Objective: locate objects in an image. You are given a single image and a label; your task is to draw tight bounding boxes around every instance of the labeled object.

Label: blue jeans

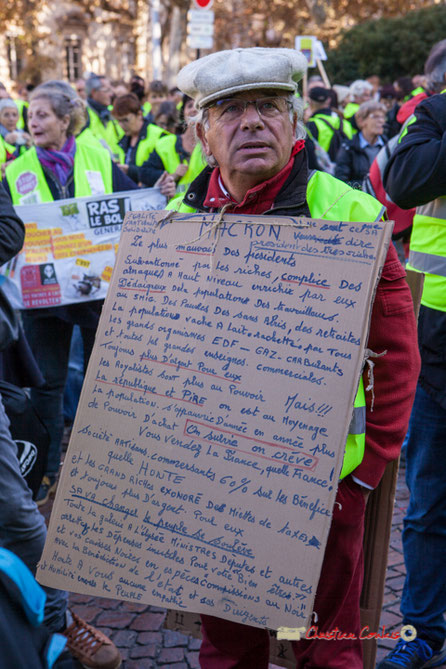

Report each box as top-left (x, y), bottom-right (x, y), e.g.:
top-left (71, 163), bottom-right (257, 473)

top-left (22, 310), bottom-right (97, 478)
top-left (401, 383), bottom-right (446, 647)
top-left (0, 392), bottom-right (67, 631)
top-left (63, 325), bottom-right (85, 424)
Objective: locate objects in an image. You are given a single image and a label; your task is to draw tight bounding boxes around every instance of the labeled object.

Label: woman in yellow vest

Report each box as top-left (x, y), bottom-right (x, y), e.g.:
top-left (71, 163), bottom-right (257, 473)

top-left (112, 92), bottom-right (168, 184)
top-left (4, 85), bottom-right (137, 505)
top-left (139, 95), bottom-right (207, 194)
top-left (0, 99), bottom-right (31, 175)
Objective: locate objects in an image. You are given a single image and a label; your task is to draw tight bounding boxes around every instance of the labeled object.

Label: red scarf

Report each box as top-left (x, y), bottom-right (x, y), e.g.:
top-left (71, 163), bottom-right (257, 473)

top-left (203, 140), bottom-right (305, 215)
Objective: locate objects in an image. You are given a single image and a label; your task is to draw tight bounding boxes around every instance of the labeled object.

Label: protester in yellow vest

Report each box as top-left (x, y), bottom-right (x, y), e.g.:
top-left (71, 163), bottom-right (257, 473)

top-left (0, 99), bottom-right (31, 175)
top-left (166, 46), bottom-right (420, 669)
top-left (140, 95), bottom-right (206, 194)
top-left (152, 100), bottom-right (178, 134)
top-left (305, 87), bottom-right (353, 161)
top-left (145, 79), bottom-right (168, 123)
top-left (344, 79), bottom-right (374, 132)
top-left (36, 80), bottom-right (110, 156)
top-left (4, 85), bottom-right (136, 518)
top-left (85, 74), bottom-right (123, 160)
top-left (380, 81), bottom-right (446, 669)
top-left (112, 92), bottom-right (167, 182)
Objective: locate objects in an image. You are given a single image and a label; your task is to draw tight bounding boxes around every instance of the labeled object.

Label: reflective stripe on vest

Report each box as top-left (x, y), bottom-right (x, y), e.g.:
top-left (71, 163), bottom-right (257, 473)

top-left (6, 143), bottom-right (113, 205)
top-left (340, 378), bottom-right (366, 479)
top-left (405, 92), bottom-right (446, 311)
top-left (408, 205), bottom-right (446, 311)
top-left (168, 170), bottom-right (382, 478)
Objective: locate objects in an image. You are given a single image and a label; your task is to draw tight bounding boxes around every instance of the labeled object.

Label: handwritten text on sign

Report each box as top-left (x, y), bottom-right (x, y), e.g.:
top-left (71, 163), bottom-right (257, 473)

top-left (38, 212), bottom-right (390, 630)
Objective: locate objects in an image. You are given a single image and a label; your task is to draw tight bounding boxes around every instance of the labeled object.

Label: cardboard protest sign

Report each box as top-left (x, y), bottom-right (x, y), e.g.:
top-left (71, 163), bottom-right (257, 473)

top-left (0, 189), bottom-right (165, 309)
top-left (38, 211), bottom-right (391, 631)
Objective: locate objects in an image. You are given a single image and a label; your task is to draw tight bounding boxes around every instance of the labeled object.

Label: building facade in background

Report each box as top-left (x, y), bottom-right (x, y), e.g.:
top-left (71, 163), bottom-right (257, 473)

top-left (0, 0), bottom-right (154, 91)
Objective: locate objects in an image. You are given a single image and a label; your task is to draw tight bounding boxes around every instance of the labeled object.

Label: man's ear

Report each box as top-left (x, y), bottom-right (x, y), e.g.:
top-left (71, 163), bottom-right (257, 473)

top-left (355, 114), bottom-right (363, 130)
top-left (292, 112), bottom-right (298, 136)
top-left (196, 123), bottom-right (212, 157)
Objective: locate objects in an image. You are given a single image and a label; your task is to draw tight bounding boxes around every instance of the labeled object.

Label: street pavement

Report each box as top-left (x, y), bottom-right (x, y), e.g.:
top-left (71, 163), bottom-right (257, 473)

top-left (40, 446), bottom-right (444, 669)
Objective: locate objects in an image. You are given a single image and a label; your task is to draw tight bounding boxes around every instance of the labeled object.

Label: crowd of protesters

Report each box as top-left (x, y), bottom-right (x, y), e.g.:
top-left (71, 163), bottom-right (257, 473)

top-left (0, 67), bottom-right (431, 194)
top-left (0, 37), bottom-right (445, 669)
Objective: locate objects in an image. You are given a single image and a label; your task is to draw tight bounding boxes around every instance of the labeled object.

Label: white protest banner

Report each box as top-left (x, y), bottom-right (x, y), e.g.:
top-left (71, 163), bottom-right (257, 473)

top-left (0, 189), bottom-right (165, 310)
top-left (315, 40), bottom-right (327, 61)
top-left (38, 211), bottom-right (391, 631)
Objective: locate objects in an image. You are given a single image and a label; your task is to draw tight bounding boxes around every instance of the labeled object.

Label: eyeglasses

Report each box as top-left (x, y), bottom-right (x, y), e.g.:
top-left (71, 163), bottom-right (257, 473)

top-left (209, 96), bottom-right (293, 121)
top-left (368, 113), bottom-right (386, 120)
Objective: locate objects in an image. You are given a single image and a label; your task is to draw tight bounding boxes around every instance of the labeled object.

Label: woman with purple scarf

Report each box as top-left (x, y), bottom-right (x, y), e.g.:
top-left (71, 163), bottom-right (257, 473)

top-left (3, 85), bottom-right (137, 506)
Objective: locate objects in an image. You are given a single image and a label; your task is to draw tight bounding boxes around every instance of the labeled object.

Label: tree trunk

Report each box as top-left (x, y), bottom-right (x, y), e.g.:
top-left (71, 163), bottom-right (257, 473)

top-left (231, 0), bottom-right (245, 48)
top-left (165, 3), bottom-right (187, 86)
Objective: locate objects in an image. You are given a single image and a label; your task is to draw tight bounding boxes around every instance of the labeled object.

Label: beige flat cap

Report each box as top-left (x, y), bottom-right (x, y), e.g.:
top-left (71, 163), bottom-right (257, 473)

top-left (177, 47), bottom-right (308, 108)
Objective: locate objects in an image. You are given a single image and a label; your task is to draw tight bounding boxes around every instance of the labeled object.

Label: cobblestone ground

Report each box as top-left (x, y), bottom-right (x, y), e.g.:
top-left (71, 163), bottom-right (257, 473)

top-left (375, 459), bottom-right (446, 668)
top-left (41, 437), bottom-right (444, 669)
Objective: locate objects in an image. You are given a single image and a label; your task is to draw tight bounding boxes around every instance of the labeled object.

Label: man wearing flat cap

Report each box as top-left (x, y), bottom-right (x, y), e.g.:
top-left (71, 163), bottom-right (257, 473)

top-left (167, 47), bottom-right (419, 668)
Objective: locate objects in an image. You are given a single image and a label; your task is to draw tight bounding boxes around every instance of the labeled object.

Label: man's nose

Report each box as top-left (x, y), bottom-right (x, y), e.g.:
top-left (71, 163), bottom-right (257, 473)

top-left (240, 103), bottom-right (265, 129)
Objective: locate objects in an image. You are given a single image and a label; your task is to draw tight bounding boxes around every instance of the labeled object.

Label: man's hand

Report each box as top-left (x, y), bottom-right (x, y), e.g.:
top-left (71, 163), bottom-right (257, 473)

top-left (21, 132), bottom-right (32, 147)
top-left (173, 163), bottom-right (188, 182)
top-left (4, 131), bottom-right (19, 144)
top-left (118, 164), bottom-right (129, 174)
top-left (155, 171), bottom-right (177, 200)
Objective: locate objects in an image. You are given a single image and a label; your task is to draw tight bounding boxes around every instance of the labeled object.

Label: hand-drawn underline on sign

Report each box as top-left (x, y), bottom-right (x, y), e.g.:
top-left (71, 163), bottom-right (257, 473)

top-left (139, 355), bottom-right (241, 385)
top-left (176, 247), bottom-right (213, 256)
top-left (246, 244), bottom-right (375, 267)
top-left (141, 513), bottom-right (255, 559)
top-left (94, 378), bottom-right (204, 406)
top-left (184, 419), bottom-right (318, 472)
top-left (118, 287), bottom-right (166, 294)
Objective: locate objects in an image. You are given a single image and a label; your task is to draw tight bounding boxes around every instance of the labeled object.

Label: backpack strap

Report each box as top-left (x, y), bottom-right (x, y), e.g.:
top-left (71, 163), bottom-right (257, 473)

top-left (0, 548), bottom-right (45, 626)
top-left (317, 116), bottom-right (347, 138)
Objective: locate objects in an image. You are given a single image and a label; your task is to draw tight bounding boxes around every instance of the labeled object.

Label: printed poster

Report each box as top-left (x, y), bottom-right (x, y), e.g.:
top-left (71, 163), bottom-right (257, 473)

top-left (0, 189), bottom-right (166, 309)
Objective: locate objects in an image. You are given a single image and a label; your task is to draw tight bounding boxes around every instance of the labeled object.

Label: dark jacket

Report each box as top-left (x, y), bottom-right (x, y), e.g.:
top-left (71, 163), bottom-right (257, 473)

top-left (384, 92), bottom-right (446, 408)
top-left (0, 181), bottom-right (43, 385)
top-left (117, 119), bottom-right (166, 185)
top-left (334, 133), bottom-right (382, 189)
top-left (0, 181), bottom-right (25, 265)
top-left (383, 103), bottom-right (401, 140)
top-left (139, 135), bottom-right (189, 187)
top-left (384, 93), bottom-right (446, 208)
